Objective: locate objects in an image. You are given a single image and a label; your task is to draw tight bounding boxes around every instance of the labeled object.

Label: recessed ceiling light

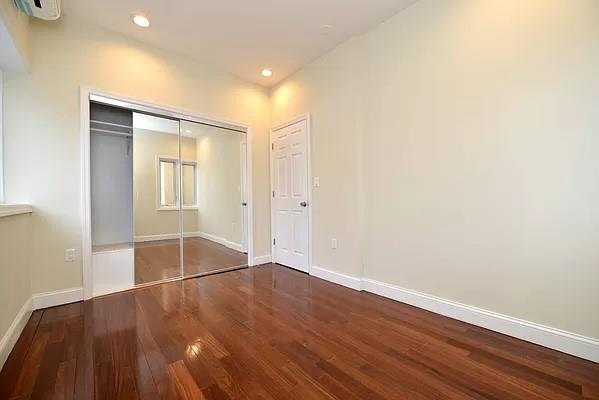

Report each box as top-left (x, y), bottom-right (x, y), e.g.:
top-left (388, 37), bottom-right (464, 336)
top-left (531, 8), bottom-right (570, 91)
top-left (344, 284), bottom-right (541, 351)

top-left (185, 129), bottom-right (192, 133)
top-left (132, 14), bottom-right (150, 28)
top-left (261, 68), bottom-right (273, 77)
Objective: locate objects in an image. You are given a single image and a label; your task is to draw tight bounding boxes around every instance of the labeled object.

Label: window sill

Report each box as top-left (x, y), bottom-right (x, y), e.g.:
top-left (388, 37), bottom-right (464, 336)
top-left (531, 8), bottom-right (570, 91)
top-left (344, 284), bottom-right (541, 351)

top-left (157, 206), bottom-right (178, 211)
top-left (0, 204), bottom-right (33, 218)
top-left (156, 206), bottom-right (199, 211)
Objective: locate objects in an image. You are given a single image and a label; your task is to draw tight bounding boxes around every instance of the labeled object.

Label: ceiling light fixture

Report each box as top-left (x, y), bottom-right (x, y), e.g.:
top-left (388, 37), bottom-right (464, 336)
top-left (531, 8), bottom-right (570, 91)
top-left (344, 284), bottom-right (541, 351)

top-left (132, 14), bottom-right (150, 28)
top-left (261, 68), bottom-right (273, 77)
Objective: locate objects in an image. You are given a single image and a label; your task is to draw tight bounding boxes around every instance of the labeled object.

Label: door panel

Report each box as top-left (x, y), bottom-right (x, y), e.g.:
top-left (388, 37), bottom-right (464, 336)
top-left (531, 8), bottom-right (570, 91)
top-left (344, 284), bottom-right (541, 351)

top-left (180, 121), bottom-right (248, 277)
top-left (132, 113), bottom-right (182, 285)
top-left (272, 119), bottom-right (309, 272)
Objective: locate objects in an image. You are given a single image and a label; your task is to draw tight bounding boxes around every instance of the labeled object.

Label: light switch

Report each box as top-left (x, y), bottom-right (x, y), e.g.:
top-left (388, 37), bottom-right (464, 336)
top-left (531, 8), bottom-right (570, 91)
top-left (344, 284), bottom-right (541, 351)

top-left (313, 176), bottom-right (320, 188)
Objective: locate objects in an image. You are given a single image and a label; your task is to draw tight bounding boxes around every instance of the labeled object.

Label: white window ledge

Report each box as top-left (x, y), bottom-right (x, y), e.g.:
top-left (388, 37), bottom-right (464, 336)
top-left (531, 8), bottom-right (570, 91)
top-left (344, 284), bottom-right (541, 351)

top-left (0, 204), bottom-right (33, 218)
top-left (156, 205), bottom-right (199, 211)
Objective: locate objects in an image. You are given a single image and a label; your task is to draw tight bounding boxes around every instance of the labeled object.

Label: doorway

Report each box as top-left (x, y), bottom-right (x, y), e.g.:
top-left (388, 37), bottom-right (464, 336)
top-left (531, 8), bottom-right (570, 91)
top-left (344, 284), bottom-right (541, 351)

top-left (270, 115), bottom-right (311, 273)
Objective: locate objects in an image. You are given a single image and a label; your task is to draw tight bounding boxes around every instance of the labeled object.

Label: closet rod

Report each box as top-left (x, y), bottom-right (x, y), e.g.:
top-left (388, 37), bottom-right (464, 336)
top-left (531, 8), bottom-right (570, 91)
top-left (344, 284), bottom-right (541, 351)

top-left (90, 128), bottom-right (133, 137)
top-left (90, 119), bottom-right (133, 129)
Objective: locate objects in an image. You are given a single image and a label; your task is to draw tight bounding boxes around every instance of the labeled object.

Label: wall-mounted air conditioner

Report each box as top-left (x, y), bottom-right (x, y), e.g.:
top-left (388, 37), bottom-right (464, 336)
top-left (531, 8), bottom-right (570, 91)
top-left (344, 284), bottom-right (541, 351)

top-left (14, 0), bottom-right (61, 20)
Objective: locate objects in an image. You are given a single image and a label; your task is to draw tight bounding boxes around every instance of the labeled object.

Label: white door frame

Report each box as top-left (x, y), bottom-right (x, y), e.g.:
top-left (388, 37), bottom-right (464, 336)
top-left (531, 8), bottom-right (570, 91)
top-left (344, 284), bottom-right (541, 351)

top-left (240, 141), bottom-right (249, 253)
top-left (80, 86), bottom-right (256, 300)
top-left (269, 113), bottom-right (312, 273)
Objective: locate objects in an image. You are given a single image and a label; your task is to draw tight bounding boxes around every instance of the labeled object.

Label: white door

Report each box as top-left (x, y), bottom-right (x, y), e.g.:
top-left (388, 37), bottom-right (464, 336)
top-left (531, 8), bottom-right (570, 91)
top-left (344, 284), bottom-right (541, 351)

top-left (272, 118), bottom-right (310, 272)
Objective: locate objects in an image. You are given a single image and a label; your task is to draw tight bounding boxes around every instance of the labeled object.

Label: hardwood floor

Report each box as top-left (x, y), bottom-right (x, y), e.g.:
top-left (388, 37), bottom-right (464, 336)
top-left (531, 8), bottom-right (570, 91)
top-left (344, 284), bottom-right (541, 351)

top-left (135, 237), bottom-right (247, 284)
top-left (1, 264), bottom-right (597, 399)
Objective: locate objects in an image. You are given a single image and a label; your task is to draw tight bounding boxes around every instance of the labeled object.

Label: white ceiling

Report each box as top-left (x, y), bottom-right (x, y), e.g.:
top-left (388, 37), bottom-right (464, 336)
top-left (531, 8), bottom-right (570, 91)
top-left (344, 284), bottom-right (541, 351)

top-left (62, 0), bottom-right (416, 87)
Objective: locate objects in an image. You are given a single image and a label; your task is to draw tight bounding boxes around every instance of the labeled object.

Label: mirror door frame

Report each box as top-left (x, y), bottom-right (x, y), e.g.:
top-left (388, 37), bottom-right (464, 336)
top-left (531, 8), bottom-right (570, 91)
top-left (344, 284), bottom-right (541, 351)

top-left (80, 86), bottom-right (255, 300)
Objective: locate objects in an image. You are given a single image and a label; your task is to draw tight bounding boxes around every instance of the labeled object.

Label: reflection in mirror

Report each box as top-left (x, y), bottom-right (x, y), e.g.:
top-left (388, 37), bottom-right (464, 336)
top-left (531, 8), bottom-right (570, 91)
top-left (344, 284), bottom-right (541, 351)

top-left (180, 120), bottom-right (248, 277)
top-left (159, 159), bottom-right (178, 207)
top-left (133, 113), bottom-right (182, 284)
top-left (182, 162), bottom-right (197, 207)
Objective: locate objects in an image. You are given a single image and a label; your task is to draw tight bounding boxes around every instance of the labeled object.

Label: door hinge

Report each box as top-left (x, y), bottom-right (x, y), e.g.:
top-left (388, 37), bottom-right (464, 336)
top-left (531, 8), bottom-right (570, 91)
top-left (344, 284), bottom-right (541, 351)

top-left (271, 143), bottom-right (274, 150)
top-left (273, 238), bottom-right (276, 246)
top-left (272, 190), bottom-right (275, 198)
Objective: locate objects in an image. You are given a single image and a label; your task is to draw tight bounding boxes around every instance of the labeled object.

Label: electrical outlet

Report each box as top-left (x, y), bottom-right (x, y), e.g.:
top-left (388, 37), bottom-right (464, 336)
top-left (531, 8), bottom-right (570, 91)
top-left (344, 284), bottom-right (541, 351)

top-left (331, 238), bottom-right (337, 249)
top-left (64, 248), bottom-right (76, 262)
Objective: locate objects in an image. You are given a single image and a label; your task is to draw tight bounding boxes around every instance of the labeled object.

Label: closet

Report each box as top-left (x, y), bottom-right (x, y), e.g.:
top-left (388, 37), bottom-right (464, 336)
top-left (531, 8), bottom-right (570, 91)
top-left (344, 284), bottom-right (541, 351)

top-left (88, 96), bottom-right (249, 297)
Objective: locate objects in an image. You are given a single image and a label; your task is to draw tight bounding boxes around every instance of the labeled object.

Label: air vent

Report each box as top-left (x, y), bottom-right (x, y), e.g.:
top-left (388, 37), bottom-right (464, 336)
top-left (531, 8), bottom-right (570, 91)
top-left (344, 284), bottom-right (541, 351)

top-left (14, 0), bottom-right (61, 20)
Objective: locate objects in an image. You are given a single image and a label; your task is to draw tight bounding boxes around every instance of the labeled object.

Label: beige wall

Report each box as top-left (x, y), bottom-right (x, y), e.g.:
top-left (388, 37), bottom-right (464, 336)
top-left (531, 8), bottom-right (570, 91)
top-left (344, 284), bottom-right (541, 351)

top-left (271, 0), bottom-right (599, 338)
top-left (3, 16), bottom-right (271, 295)
top-left (0, 214), bottom-right (31, 346)
top-left (271, 38), bottom-right (365, 278)
top-left (195, 125), bottom-right (244, 245)
top-left (133, 129), bottom-right (199, 237)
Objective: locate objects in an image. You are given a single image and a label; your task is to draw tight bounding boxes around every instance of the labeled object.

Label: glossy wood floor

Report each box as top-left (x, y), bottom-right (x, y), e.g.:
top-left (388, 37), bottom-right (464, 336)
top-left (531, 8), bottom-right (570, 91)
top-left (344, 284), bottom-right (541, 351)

top-left (135, 237), bottom-right (247, 284)
top-left (1, 265), bottom-right (597, 399)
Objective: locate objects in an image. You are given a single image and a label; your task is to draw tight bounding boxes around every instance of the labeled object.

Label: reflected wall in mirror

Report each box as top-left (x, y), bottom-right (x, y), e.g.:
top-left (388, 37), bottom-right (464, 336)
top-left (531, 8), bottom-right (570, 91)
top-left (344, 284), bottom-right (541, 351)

top-left (181, 121), bottom-right (248, 277)
top-left (132, 113), bottom-right (183, 284)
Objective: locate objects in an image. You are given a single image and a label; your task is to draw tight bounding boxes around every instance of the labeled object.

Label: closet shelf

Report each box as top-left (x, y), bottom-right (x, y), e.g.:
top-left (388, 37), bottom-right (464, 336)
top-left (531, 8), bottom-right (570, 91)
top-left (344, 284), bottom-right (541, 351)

top-left (90, 119), bottom-right (133, 129)
top-left (90, 127), bottom-right (132, 137)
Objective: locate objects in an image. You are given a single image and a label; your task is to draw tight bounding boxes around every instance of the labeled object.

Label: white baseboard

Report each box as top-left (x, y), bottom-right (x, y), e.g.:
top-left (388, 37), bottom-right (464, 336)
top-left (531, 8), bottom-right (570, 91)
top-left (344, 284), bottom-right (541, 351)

top-left (252, 255), bottom-right (272, 266)
top-left (134, 231), bottom-right (244, 253)
top-left (1, 287), bottom-right (84, 370)
top-left (310, 266), bottom-right (599, 363)
top-left (31, 287), bottom-right (83, 310)
top-left (311, 266), bottom-right (362, 290)
top-left (196, 232), bottom-right (243, 252)
top-left (0, 298), bottom-right (32, 370)
top-left (134, 232), bottom-right (202, 242)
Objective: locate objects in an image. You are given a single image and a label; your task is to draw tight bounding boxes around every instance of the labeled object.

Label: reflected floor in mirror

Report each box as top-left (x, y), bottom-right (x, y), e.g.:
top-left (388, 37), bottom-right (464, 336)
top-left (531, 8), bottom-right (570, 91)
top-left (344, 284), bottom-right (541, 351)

top-left (135, 237), bottom-right (247, 284)
top-left (0, 265), bottom-right (597, 399)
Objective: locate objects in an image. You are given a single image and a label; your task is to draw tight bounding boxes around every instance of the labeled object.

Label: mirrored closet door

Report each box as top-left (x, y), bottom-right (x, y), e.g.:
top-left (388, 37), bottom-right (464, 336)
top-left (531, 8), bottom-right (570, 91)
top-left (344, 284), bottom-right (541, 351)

top-left (132, 113), bottom-right (182, 285)
top-left (89, 94), bottom-right (250, 297)
top-left (180, 121), bottom-right (248, 277)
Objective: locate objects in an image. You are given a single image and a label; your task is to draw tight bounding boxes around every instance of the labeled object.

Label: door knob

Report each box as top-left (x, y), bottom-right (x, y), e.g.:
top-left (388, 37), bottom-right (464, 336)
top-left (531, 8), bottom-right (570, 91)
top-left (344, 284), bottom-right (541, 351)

top-left (242, 202), bottom-right (247, 206)
top-left (300, 201), bottom-right (308, 207)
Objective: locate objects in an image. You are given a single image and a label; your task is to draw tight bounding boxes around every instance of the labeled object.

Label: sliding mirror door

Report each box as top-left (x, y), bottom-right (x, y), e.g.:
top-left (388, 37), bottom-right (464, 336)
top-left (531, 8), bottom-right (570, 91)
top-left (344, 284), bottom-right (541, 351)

top-left (180, 121), bottom-right (248, 277)
top-left (133, 113), bottom-right (183, 284)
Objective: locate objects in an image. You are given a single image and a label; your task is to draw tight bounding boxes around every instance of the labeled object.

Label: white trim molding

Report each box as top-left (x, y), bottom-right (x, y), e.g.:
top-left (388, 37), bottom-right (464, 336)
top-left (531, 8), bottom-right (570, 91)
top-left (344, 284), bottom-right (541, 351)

top-left (31, 288), bottom-right (84, 310)
top-left (311, 266), bottom-right (362, 291)
top-left (1, 287), bottom-right (84, 369)
top-left (0, 204), bottom-right (33, 218)
top-left (252, 255), bottom-right (272, 266)
top-left (133, 231), bottom-right (243, 253)
top-left (0, 298), bottom-right (32, 370)
top-left (196, 232), bottom-right (243, 252)
top-left (310, 266), bottom-right (599, 363)
top-left (134, 232), bottom-right (202, 242)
